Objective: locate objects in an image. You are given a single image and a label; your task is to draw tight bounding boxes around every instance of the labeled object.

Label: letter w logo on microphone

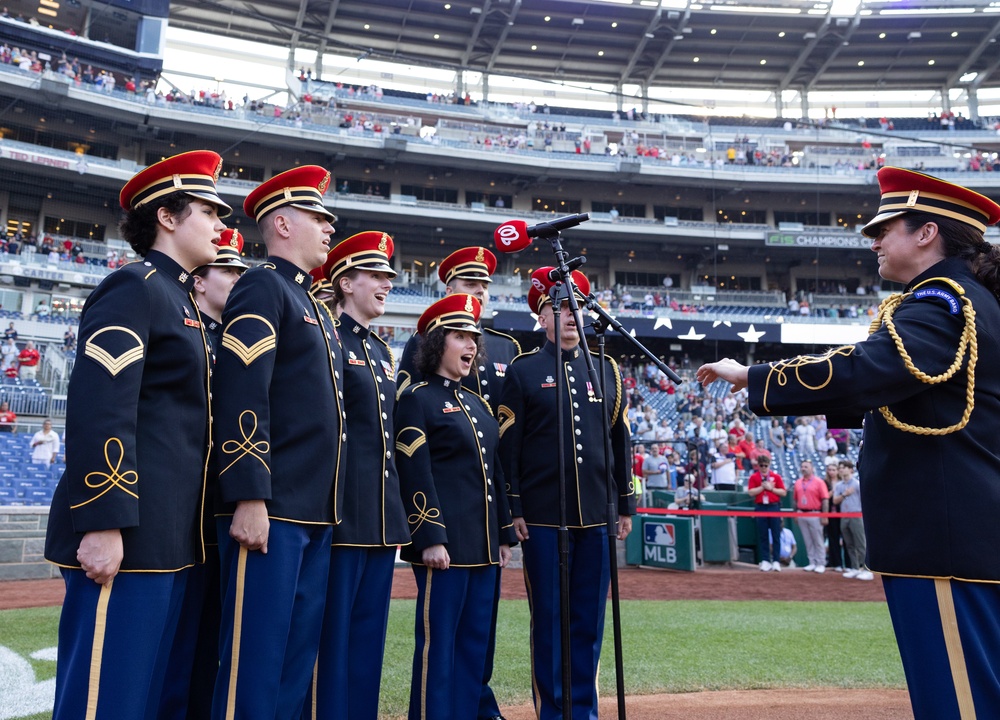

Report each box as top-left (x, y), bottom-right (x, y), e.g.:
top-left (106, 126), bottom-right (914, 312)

top-left (496, 224), bottom-right (521, 247)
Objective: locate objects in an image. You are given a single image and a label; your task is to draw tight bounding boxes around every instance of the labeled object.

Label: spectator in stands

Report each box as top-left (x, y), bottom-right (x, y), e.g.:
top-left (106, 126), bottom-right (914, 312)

top-left (17, 340), bottom-right (39, 380)
top-left (3, 322), bottom-right (17, 341)
top-left (642, 444), bottom-right (670, 505)
top-left (709, 439), bottom-right (738, 490)
top-left (0, 400), bottom-right (16, 433)
top-left (794, 416), bottom-right (817, 454)
top-left (817, 430), bottom-right (836, 455)
top-left (830, 427), bottom-right (850, 455)
top-left (792, 460), bottom-right (829, 573)
top-left (835, 460), bottom-right (873, 581)
top-left (632, 443), bottom-right (646, 487)
top-left (62, 327), bottom-right (76, 352)
top-left (824, 462), bottom-right (846, 572)
top-left (34, 300), bottom-right (50, 319)
top-left (0, 337), bottom-right (17, 371)
top-left (767, 418), bottom-right (786, 453)
top-left (747, 455), bottom-right (786, 572)
top-left (30, 418), bottom-right (59, 465)
top-left (674, 474), bottom-right (700, 509)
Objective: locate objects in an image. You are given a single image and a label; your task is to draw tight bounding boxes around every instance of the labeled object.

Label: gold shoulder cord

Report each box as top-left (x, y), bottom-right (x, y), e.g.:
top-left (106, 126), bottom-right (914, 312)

top-left (869, 277), bottom-right (977, 435)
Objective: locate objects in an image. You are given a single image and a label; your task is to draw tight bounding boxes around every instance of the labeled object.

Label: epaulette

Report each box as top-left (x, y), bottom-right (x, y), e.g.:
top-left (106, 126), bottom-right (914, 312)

top-left (483, 327), bottom-right (522, 352)
top-left (510, 347), bottom-right (540, 365)
top-left (907, 276), bottom-right (965, 316)
top-left (402, 380), bottom-right (429, 397)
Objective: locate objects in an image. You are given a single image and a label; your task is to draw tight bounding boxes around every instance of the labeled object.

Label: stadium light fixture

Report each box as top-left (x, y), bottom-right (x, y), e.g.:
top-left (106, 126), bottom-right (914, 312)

top-left (710, 4), bottom-right (801, 14)
top-left (882, 7), bottom-right (975, 14)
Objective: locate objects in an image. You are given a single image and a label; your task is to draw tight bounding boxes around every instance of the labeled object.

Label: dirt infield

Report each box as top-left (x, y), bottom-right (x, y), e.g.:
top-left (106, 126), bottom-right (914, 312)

top-left (0, 565), bottom-right (911, 719)
top-left (0, 562), bottom-right (888, 609)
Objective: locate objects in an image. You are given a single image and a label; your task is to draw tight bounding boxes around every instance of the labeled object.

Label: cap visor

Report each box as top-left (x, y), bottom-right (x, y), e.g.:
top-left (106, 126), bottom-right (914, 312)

top-left (355, 261), bottom-right (397, 278)
top-left (453, 272), bottom-right (494, 283)
top-left (443, 322), bottom-right (482, 335)
top-left (206, 258), bottom-right (250, 270)
top-left (290, 201), bottom-right (338, 222)
top-left (861, 210), bottom-right (907, 238)
top-left (186, 191), bottom-right (233, 218)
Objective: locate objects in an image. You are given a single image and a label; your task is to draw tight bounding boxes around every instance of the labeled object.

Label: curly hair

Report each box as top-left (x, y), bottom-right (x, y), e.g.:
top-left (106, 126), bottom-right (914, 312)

top-left (119, 192), bottom-right (194, 257)
top-left (901, 212), bottom-right (1000, 297)
top-left (414, 326), bottom-right (484, 378)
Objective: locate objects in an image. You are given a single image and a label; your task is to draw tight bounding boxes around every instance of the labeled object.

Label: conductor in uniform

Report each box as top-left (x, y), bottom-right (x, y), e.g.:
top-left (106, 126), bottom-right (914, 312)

top-left (212, 166), bottom-right (346, 719)
top-left (396, 245), bottom-right (520, 720)
top-left (498, 267), bottom-right (634, 720)
top-left (44, 150), bottom-right (230, 719)
top-left (308, 231), bottom-right (410, 719)
top-left (395, 293), bottom-right (517, 720)
top-left (698, 167), bottom-right (1000, 719)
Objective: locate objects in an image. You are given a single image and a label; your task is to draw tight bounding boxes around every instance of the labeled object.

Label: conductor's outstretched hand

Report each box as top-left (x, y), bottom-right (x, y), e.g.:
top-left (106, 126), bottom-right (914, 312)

top-left (695, 358), bottom-right (750, 392)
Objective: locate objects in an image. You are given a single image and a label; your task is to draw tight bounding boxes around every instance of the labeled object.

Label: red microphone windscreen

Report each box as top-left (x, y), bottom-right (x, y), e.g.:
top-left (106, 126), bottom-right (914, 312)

top-left (494, 220), bottom-right (531, 253)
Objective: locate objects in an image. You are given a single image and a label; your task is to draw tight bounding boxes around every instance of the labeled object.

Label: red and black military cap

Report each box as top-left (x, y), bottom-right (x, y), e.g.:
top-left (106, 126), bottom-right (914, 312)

top-left (862, 167), bottom-right (1000, 238)
top-left (204, 228), bottom-right (249, 270)
top-left (244, 165), bottom-right (337, 223)
top-left (526, 267), bottom-right (591, 315)
top-left (417, 294), bottom-right (482, 336)
top-left (438, 246), bottom-right (497, 284)
top-left (119, 150), bottom-right (232, 218)
top-left (322, 230), bottom-right (397, 282)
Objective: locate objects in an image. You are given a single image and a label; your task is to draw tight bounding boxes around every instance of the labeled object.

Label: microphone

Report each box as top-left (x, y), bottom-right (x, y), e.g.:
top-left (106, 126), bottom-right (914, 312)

top-left (546, 256), bottom-right (587, 282)
top-left (493, 213), bottom-right (591, 253)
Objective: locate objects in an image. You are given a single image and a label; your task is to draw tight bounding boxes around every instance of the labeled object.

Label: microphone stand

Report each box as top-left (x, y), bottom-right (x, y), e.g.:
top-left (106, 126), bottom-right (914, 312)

top-left (539, 227), bottom-right (601, 720)
top-left (585, 291), bottom-right (683, 719)
top-left (591, 317), bottom-right (628, 719)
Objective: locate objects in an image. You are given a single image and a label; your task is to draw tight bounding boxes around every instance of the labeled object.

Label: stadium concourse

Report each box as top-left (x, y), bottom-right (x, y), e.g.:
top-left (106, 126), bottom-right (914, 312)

top-left (0, 567), bottom-right (908, 719)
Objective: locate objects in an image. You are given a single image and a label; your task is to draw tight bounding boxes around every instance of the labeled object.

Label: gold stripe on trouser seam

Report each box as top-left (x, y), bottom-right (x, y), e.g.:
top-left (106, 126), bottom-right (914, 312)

top-left (225, 547), bottom-right (249, 720)
top-left (84, 580), bottom-right (113, 720)
top-left (421, 569), bottom-right (433, 720)
top-left (309, 656), bottom-right (318, 720)
top-left (935, 578), bottom-right (977, 720)
top-left (522, 563), bottom-right (541, 720)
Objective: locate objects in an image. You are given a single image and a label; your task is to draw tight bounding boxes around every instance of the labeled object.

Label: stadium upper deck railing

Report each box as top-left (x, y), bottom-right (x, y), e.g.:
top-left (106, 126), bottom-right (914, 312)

top-left (4, 64), bottom-right (999, 184)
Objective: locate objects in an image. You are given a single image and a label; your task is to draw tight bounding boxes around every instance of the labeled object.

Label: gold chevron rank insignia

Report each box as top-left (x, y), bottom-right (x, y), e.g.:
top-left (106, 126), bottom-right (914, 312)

top-left (221, 314), bottom-right (277, 366)
top-left (496, 404), bottom-right (515, 439)
top-left (84, 326), bottom-right (145, 377)
top-left (395, 426), bottom-right (427, 458)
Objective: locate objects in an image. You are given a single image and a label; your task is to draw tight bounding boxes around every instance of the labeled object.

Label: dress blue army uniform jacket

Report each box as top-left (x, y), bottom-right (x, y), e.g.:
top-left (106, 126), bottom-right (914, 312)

top-left (329, 312), bottom-right (409, 546)
top-left (397, 326), bottom-right (521, 414)
top-left (212, 257), bottom-right (345, 524)
top-left (498, 341), bottom-right (635, 527)
top-left (395, 375), bottom-right (517, 565)
top-left (45, 250), bottom-right (212, 570)
top-left (747, 257), bottom-right (1000, 581)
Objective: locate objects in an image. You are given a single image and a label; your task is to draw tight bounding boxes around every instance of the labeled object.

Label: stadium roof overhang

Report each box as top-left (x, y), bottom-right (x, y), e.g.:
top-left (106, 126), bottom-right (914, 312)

top-left (167, 0), bottom-right (1000, 99)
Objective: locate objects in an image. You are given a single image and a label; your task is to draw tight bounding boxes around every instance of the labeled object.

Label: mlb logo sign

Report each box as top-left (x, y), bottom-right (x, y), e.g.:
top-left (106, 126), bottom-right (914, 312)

top-left (644, 522), bottom-right (676, 547)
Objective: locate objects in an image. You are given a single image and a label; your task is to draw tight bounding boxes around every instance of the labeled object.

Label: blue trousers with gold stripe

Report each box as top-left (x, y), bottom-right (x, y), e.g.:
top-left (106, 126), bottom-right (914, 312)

top-left (883, 576), bottom-right (1000, 720)
top-left (522, 525), bottom-right (610, 720)
top-left (477, 566), bottom-right (504, 719)
top-left (308, 545), bottom-right (396, 720)
top-left (53, 568), bottom-right (189, 720)
top-left (408, 563), bottom-right (497, 720)
top-left (159, 553), bottom-right (220, 720)
top-left (213, 519), bottom-right (332, 720)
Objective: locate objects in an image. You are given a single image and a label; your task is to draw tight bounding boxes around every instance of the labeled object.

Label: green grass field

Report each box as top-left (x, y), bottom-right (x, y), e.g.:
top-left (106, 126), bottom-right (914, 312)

top-left (0, 599), bottom-right (904, 719)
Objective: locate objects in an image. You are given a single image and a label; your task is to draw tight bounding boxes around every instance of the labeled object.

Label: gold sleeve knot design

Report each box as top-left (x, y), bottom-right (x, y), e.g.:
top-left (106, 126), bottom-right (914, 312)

top-left (71, 437), bottom-right (139, 508)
